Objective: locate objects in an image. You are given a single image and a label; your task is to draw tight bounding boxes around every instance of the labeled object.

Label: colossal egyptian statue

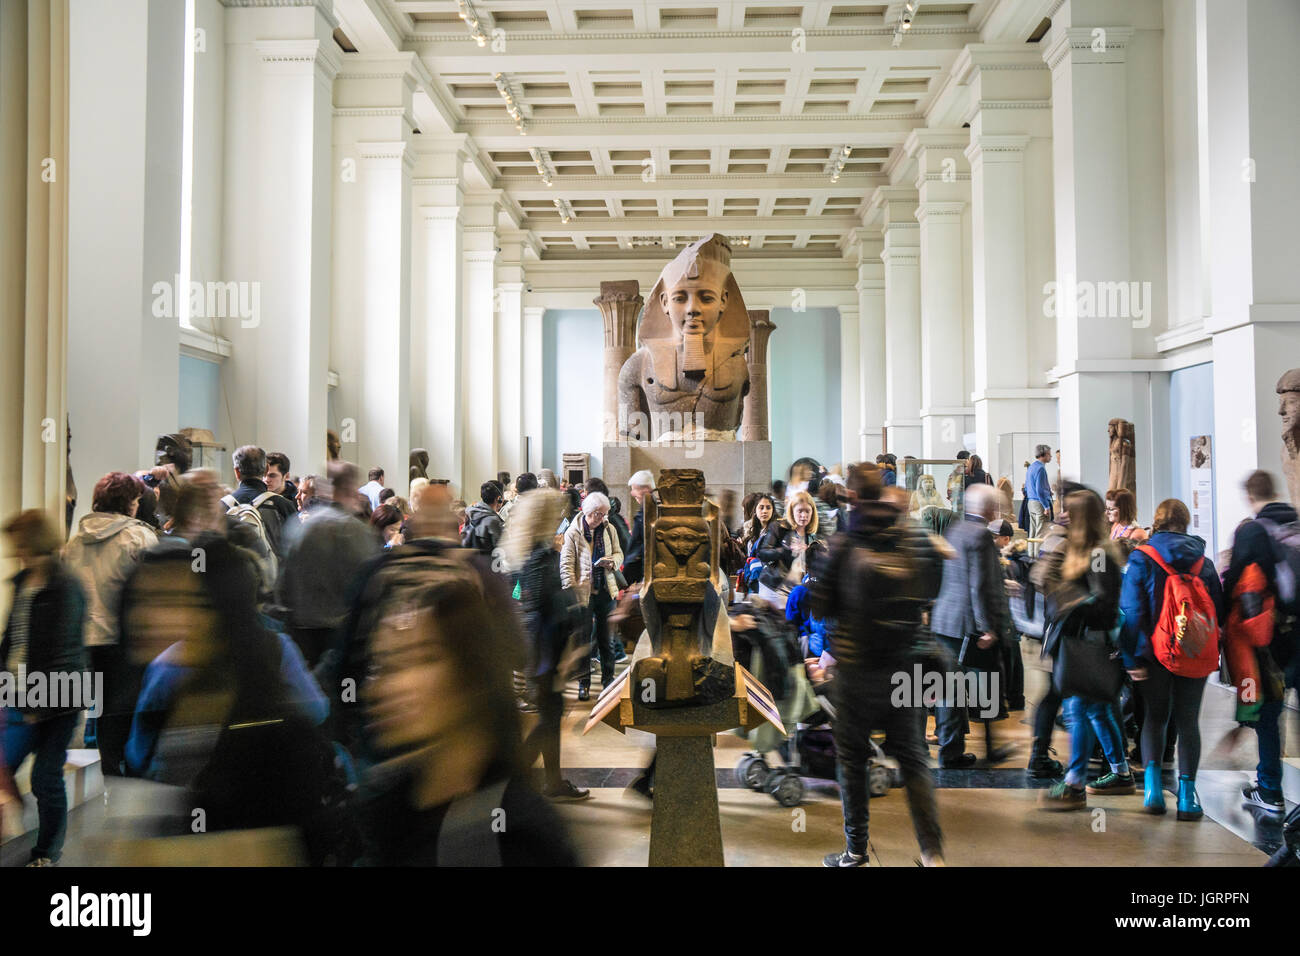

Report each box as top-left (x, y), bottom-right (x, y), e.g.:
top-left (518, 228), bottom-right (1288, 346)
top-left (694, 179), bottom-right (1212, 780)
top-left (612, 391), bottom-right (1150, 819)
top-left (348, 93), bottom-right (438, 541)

top-left (1278, 370), bottom-right (1300, 509)
top-left (616, 234), bottom-right (751, 443)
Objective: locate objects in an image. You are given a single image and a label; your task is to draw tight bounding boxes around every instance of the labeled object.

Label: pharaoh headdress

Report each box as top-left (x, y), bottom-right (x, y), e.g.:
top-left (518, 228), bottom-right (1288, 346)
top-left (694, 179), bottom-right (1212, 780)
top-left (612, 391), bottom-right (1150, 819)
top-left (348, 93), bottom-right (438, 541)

top-left (639, 234), bottom-right (750, 389)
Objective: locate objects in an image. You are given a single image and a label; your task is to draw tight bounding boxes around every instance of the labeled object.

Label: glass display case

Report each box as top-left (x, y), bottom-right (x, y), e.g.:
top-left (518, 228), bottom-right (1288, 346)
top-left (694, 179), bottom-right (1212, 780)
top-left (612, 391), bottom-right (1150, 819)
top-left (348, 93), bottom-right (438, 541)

top-left (901, 459), bottom-right (966, 535)
top-left (995, 432), bottom-right (1058, 498)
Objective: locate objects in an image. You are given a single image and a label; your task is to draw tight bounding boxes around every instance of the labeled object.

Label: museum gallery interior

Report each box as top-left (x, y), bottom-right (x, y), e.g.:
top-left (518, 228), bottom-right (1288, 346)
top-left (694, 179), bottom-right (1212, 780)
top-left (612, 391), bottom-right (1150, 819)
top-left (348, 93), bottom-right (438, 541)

top-left (1, 0), bottom-right (1299, 873)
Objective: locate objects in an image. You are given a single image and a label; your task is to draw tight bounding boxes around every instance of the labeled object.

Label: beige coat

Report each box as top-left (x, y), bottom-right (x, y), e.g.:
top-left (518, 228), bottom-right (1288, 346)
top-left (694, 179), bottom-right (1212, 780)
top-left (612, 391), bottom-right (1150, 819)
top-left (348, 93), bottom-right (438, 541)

top-left (62, 513), bottom-right (159, 647)
top-left (560, 515), bottom-right (623, 604)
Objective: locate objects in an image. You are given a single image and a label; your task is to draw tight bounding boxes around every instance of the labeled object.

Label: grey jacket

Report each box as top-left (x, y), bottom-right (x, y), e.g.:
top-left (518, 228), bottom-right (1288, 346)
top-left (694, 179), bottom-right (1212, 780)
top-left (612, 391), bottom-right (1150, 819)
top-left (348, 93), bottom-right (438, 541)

top-left (930, 513), bottom-right (1009, 641)
top-left (277, 504), bottom-right (382, 628)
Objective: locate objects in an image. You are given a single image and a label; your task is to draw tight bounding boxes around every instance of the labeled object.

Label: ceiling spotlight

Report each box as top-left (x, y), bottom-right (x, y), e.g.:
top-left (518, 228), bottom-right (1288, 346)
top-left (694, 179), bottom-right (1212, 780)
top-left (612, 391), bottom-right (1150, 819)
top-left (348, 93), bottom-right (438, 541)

top-left (554, 197), bottom-right (574, 224)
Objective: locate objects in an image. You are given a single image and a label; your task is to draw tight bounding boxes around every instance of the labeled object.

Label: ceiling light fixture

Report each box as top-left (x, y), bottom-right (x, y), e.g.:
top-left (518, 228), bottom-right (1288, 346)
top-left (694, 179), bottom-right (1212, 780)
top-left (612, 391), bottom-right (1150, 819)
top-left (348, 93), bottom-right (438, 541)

top-left (529, 147), bottom-right (555, 187)
top-left (494, 72), bottom-right (529, 135)
top-left (553, 197), bottom-right (574, 224)
top-left (825, 145), bottom-right (851, 183)
top-left (457, 0), bottom-right (490, 46)
top-left (894, 0), bottom-right (916, 45)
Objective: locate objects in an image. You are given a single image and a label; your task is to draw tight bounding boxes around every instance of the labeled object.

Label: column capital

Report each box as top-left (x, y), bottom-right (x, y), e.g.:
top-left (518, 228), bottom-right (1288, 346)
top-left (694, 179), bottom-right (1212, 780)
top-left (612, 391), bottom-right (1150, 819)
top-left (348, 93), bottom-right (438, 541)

top-left (358, 140), bottom-right (416, 172)
top-left (1043, 26), bottom-right (1135, 71)
top-left (916, 201), bottom-right (966, 224)
top-left (254, 38), bottom-right (340, 85)
top-left (464, 249), bottom-right (498, 263)
top-left (593, 280), bottom-right (643, 351)
top-left (747, 310), bottom-right (777, 361)
top-left (952, 44), bottom-right (1052, 85)
top-left (856, 277), bottom-right (886, 294)
top-left (420, 204), bottom-right (461, 223)
top-left (964, 134), bottom-right (1031, 166)
top-left (902, 128), bottom-right (970, 160)
top-left (523, 305), bottom-right (546, 321)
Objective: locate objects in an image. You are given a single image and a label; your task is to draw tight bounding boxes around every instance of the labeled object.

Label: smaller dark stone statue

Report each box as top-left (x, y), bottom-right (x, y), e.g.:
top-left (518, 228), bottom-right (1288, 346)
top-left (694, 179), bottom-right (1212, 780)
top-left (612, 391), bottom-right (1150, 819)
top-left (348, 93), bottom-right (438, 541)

top-left (410, 448), bottom-right (430, 484)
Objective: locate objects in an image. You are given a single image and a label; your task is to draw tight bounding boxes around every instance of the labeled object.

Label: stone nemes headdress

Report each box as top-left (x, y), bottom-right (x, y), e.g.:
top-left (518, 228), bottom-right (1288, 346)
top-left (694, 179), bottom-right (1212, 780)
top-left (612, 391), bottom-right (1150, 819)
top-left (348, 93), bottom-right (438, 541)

top-left (639, 234), bottom-right (750, 344)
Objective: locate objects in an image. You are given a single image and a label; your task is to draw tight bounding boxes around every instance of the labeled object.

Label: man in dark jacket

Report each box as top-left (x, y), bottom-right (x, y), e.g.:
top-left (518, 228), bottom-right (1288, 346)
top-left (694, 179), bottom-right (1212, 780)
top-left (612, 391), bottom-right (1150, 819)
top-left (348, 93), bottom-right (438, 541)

top-left (1, 511), bottom-right (88, 866)
top-left (462, 481), bottom-right (506, 558)
top-left (225, 445), bottom-right (297, 558)
top-left (810, 463), bottom-right (946, 867)
top-left (930, 483), bottom-right (1009, 768)
top-left (1224, 470), bottom-right (1299, 813)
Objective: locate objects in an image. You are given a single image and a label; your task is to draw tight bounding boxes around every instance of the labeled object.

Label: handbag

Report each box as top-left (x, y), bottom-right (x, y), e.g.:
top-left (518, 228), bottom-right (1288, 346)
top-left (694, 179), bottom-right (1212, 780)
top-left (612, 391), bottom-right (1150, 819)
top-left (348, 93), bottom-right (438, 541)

top-left (1047, 606), bottom-right (1123, 701)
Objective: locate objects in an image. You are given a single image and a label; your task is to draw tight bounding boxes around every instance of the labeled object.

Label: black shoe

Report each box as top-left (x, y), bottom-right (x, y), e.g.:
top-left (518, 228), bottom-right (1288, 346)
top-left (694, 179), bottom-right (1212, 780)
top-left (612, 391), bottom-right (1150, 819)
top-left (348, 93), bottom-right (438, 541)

top-left (1027, 754), bottom-right (1065, 779)
top-left (1243, 784), bottom-right (1285, 813)
top-left (986, 745), bottom-right (1016, 765)
top-left (544, 779), bottom-right (592, 802)
top-left (939, 753), bottom-right (978, 769)
top-left (823, 849), bottom-right (868, 867)
top-left (577, 685), bottom-right (590, 702)
top-left (1007, 698), bottom-right (1026, 711)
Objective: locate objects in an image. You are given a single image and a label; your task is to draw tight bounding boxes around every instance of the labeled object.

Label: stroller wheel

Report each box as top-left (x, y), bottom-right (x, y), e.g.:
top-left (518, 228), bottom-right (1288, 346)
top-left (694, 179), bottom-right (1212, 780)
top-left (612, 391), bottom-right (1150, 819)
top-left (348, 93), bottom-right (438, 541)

top-left (769, 771), bottom-right (804, 807)
top-left (735, 754), bottom-right (770, 791)
top-left (869, 763), bottom-right (891, 797)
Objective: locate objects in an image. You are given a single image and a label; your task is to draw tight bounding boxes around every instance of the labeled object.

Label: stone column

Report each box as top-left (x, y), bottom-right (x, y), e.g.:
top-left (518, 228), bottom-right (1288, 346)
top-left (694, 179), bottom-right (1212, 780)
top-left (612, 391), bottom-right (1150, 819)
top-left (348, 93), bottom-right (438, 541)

top-left (522, 305), bottom-right (545, 472)
top-left (1204, 0), bottom-right (1300, 544)
top-left (495, 230), bottom-right (529, 476)
top-left (411, 140), bottom-right (468, 486)
top-left (876, 187), bottom-right (922, 457)
top-left (66, 0), bottom-right (184, 519)
top-left (908, 129), bottom-right (972, 458)
top-left (742, 310), bottom-right (776, 442)
top-left (333, 59), bottom-right (417, 488)
top-left (0, 0), bottom-right (70, 535)
top-left (461, 195), bottom-right (500, 493)
top-left (594, 280), bottom-right (642, 442)
top-left (837, 304), bottom-right (860, 466)
top-left (849, 231), bottom-right (886, 462)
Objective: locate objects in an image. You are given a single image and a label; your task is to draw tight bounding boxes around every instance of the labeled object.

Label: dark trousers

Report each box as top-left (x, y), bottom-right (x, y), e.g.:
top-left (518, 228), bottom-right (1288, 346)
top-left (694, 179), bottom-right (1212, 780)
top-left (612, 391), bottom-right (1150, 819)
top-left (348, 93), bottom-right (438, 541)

top-left (1032, 681), bottom-right (1064, 757)
top-left (1138, 662), bottom-right (1207, 777)
top-left (289, 625), bottom-right (337, 671)
top-left (832, 664), bottom-right (943, 858)
top-left (522, 683), bottom-right (565, 788)
top-left (580, 589), bottom-right (617, 690)
top-left (87, 644), bottom-right (134, 778)
top-left (1002, 639), bottom-right (1025, 708)
top-left (3, 710), bottom-right (80, 862)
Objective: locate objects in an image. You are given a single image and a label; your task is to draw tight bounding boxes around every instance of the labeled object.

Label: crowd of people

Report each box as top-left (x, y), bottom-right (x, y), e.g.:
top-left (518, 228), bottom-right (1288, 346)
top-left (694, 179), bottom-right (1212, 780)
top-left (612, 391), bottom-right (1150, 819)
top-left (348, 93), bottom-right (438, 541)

top-left (1, 434), bottom-right (1296, 867)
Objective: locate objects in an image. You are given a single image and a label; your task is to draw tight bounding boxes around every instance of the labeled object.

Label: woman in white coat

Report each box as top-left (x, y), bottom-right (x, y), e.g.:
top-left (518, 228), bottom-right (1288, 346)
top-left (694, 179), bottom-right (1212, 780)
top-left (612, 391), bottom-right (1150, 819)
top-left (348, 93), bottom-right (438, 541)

top-left (560, 492), bottom-right (624, 701)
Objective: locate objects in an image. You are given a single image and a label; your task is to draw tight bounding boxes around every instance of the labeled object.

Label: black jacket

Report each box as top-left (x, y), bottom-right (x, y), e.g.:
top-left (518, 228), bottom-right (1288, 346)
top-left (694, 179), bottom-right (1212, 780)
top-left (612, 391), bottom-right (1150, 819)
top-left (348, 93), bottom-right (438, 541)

top-left (231, 478), bottom-right (296, 558)
top-left (519, 545), bottom-right (581, 677)
top-left (462, 502), bottom-right (504, 556)
top-left (1, 566), bottom-right (88, 717)
top-left (931, 513), bottom-right (1009, 643)
top-left (756, 522), bottom-right (826, 591)
top-left (809, 501), bottom-right (944, 669)
top-left (1223, 501), bottom-right (1300, 666)
top-left (622, 511), bottom-right (645, 585)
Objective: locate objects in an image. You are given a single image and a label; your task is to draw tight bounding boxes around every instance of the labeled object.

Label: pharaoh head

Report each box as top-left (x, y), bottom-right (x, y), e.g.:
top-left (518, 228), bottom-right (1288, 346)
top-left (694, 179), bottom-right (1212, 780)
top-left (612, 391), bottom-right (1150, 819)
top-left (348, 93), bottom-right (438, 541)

top-left (640, 234), bottom-right (750, 377)
top-left (1278, 370), bottom-right (1300, 452)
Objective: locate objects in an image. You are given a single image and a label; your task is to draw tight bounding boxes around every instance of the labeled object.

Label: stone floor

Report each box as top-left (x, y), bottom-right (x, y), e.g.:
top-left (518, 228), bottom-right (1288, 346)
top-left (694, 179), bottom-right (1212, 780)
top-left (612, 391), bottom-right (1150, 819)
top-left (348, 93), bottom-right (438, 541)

top-left (4, 645), bottom-right (1295, 867)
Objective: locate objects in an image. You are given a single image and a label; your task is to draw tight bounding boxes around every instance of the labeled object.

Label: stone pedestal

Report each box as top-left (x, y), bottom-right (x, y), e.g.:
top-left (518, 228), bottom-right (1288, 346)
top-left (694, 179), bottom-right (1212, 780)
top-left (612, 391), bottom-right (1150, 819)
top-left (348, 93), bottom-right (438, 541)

top-left (603, 441), bottom-right (771, 528)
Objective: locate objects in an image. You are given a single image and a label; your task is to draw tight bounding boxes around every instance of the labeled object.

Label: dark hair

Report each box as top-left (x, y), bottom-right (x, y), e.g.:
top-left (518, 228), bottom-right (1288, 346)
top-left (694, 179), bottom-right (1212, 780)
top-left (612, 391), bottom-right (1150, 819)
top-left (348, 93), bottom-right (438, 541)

top-left (515, 472), bottom-right (538, 494)
top-left (233, 445), bottom-right (267, 479)
top-left (481, 480), bottom-right (504, 506)
top-left (771, 479), bottom-right (786, 497)
top-left (92, 471), bottom-right (144, 515)
top-left (741, 492), bottom-right (759, 523)
top-left (497, 471), bottom-right (511, 488)
top-left (969, 454), bottom-right (983, 473)
top-left (1105, 487), bottom-right (1137, 525)
top-left (584, 477), bottom-right (609, 497)
top-left (1244, 469), bottom-right (1276, 503)
top-left (266, 452), bottom-right (290, 476)
top-left (368, 467), bottom-right (384, 482)
top-left (846, 462), bottom-right (883, 503)
top-left (378, 487), bottom-right (396, 504)
top-left (956, 450), bottom-right (970, 460)
top-left (817, 480), bottom-right (839, 506)
top-left (136, 485), bottom-right (161, 529)
top-left (370, 503), bottom-right (403, 534)
top-left (1152, 498), bottom-right (1190, 534)
top-left (326, 430), bottom-right (341, 461)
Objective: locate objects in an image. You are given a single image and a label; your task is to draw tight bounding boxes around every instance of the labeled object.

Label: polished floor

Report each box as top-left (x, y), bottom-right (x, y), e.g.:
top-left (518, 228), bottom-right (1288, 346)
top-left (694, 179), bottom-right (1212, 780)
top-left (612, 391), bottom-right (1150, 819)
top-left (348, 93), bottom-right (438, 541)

top-left (3, 645), bottom-right (1294, 867)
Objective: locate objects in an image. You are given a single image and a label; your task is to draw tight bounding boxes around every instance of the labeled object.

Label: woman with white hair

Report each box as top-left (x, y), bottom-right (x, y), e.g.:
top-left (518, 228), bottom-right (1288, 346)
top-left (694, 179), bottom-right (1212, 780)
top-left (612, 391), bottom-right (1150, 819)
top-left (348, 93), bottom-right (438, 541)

top-left (560, 491), bottom-right (624, 701)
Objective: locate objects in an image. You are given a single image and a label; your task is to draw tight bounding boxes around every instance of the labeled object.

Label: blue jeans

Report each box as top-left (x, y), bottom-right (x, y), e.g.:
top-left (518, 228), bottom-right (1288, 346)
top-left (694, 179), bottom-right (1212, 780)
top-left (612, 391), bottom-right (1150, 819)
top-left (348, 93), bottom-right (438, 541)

top-left (1252, 654), bottom-right (1299, 793)
top-left (1064, 696), bottom-right (1128, 787)
top-left (3, 709), bottom-right (80, 862)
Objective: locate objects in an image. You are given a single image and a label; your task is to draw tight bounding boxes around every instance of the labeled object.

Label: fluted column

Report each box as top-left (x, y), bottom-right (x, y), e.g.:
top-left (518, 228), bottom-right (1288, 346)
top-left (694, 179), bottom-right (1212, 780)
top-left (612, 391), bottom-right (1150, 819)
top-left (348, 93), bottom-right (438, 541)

top-left (594, 280), bottom-right (642, 442)
top-left (742, 310), bottom-right (776, 441)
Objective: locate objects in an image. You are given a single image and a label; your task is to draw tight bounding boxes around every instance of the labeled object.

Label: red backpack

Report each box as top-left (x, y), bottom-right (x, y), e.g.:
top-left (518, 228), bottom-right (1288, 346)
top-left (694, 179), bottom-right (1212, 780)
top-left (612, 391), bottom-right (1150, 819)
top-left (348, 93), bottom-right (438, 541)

top-left (1135, 545), bottom-right (1220, 677)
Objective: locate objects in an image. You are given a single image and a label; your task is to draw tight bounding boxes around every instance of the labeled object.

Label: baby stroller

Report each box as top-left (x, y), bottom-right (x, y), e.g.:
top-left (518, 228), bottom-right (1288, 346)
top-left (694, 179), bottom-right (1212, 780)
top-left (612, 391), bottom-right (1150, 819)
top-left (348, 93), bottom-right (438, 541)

top-left (734, 696), bottom-right (901, 807)
top-left (731, 596), bottom-right (901, 807)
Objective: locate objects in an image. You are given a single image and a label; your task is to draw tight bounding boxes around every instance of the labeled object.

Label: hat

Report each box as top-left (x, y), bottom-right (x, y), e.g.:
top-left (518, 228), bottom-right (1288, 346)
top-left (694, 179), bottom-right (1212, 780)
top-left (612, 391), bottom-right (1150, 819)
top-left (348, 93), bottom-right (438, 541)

top-left (629, 469), bottom-right (655, 488)
top-left (989, 519), bottom-right (1013, 537)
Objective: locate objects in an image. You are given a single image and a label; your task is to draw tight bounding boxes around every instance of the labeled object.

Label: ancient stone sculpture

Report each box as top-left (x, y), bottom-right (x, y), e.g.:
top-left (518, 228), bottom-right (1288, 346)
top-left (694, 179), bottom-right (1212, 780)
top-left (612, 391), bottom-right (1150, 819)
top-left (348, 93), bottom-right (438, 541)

top-left (409, 448), bottom-right (429, 484)
top-left (1278, 370), bottom-right (1300, 509)
top-left (1108, 419), bottom-right (1136, 495)
top-left (634, 469), bottom-right (734, 705)
top-left (910, 473), bottom-right (946, 517)
top-left (616, 235), bottom-right (751, 443)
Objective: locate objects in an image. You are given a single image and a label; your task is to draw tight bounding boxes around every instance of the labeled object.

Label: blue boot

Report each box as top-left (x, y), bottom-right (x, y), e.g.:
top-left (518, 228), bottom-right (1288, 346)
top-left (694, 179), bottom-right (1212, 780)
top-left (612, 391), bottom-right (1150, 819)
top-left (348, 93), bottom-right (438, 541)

top-left (1143, 761), bottom-right (1166, 815)
top-left (1177, 774), bottom-right (1203, 821)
